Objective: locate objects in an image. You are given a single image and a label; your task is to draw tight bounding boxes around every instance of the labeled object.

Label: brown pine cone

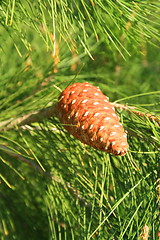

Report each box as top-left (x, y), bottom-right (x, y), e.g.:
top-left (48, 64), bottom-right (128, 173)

top-left (57, 82), bottom-right (129, 156)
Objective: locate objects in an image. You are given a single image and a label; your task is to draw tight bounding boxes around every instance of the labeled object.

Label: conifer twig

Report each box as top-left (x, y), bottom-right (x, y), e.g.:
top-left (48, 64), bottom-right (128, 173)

top-left (0, 144), bottom-right (90, 207)
top-left (0, 105), bottom-right (57, 131)
top-left (0, 144), bottom-right (44, 174)
top-left (111, 102), bottom-right (160, 124)
top-left (0, 102), bottom-right (159, 132)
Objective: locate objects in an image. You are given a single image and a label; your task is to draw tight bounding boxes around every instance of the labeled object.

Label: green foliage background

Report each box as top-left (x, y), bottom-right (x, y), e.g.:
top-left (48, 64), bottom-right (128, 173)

top-left (0, 0), bottom-right (160, 239)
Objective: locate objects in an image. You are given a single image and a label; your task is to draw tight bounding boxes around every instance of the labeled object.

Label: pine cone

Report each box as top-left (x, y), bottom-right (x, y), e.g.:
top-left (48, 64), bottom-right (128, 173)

top-left (57, 82), bottom-right (129, 156)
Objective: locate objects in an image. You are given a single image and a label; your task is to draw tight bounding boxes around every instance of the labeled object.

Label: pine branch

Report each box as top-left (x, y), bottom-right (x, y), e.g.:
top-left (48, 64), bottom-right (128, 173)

top-left (1, 0), bottom-right (159, 238)
top-left (0, 102), bottom-right (159, 132)
top-left (0, 144), bottom-right (44, 174)
top-left (0, 105), bottom-right (57, 131)
top-left (0, 144), bottom-right (90, 207)
top-left (111, 102), bottom-right (160, 124)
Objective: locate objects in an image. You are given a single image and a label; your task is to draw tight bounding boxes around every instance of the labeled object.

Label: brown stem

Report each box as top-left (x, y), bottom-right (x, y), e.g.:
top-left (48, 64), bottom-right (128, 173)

top-left (0, 144), bottom-right (44, 174)
top-left (111, 102), bottom-right (160, 124)
top-left (0, 104), bottom-right (57, 131)
top-left (0, 144), bottom-right (90, 207)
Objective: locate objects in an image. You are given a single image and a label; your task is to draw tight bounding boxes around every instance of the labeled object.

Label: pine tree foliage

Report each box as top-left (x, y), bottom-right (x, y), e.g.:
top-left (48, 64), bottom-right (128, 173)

top-left (0, 0), bottom-right (160, 239)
